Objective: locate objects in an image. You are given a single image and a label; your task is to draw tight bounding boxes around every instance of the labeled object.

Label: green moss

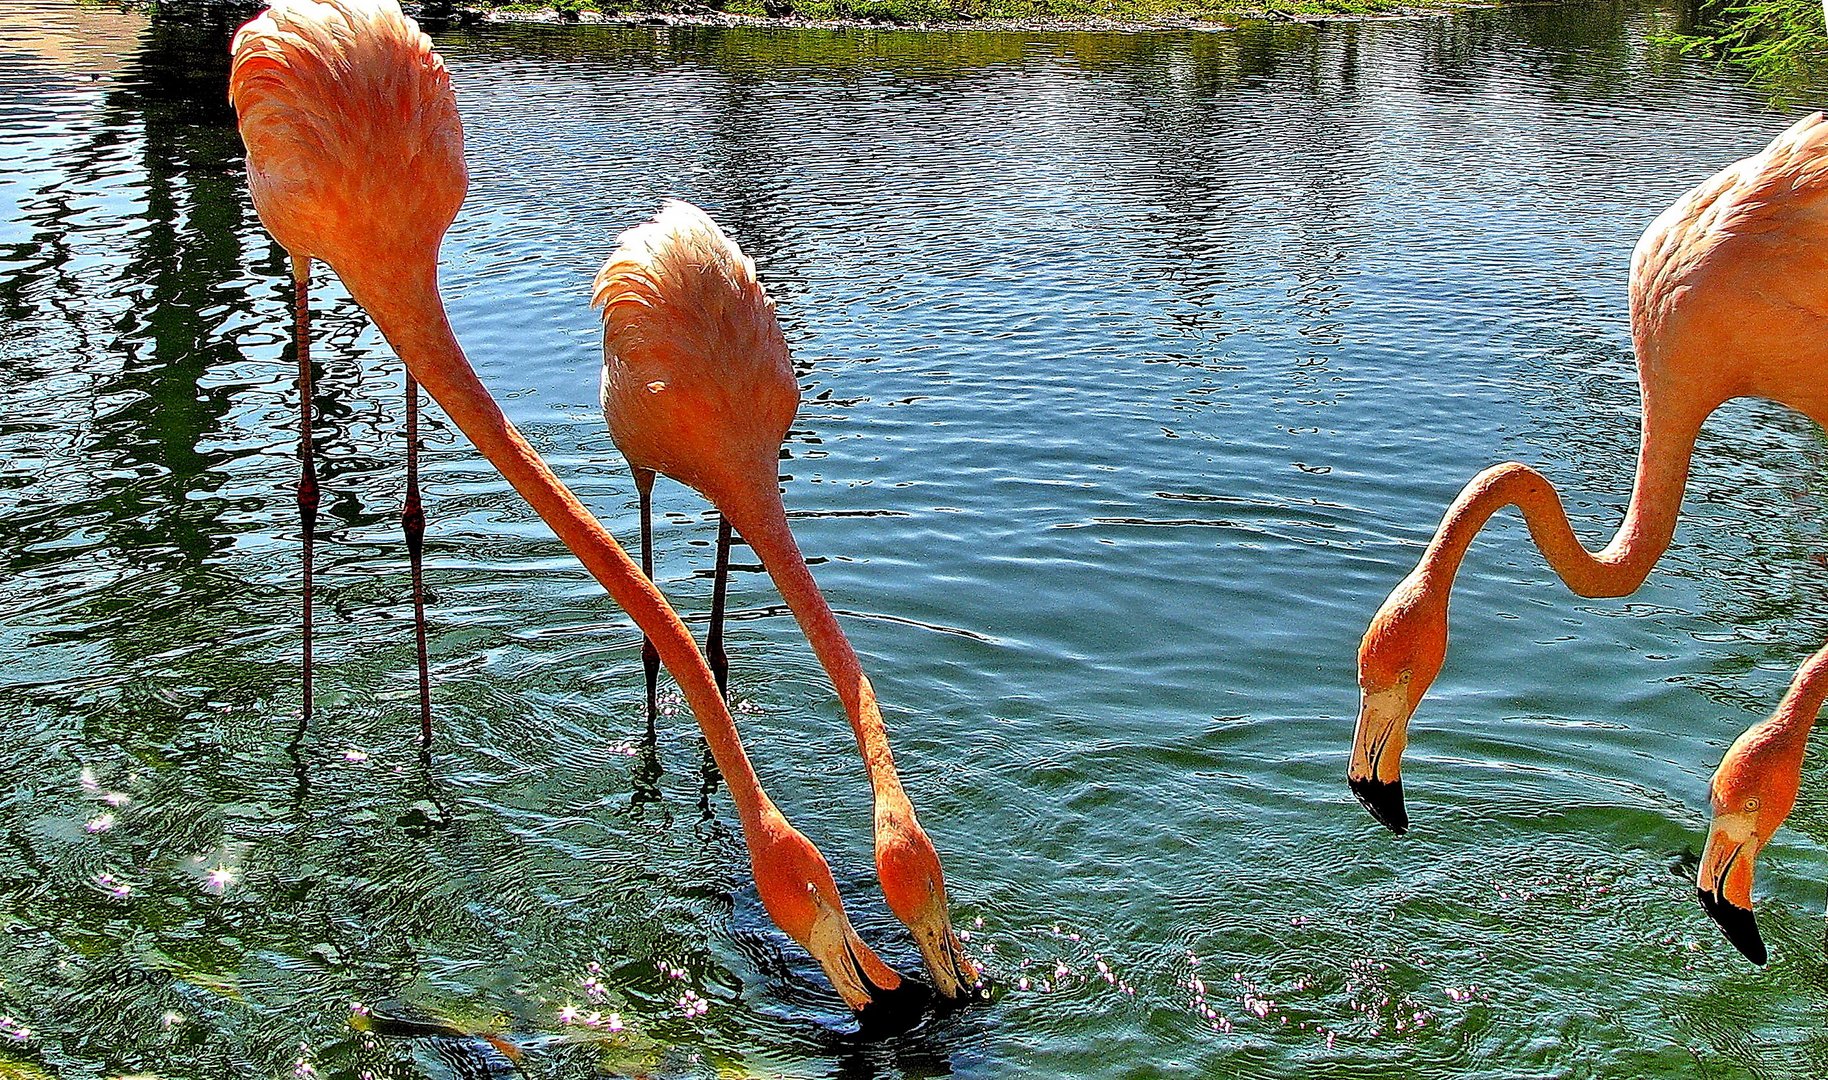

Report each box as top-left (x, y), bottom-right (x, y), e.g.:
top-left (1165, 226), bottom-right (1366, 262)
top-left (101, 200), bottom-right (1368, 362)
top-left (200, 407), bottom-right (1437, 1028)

top-left (0, 1053), bottom-right (56, 1080)
top-left (457, 0), bottom-right (1478, 26)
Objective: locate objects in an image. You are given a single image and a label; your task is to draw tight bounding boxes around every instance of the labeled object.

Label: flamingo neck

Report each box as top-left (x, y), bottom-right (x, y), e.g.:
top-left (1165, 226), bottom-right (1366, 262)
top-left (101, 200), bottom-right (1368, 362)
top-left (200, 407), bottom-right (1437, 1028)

top-left (341, 259), bottom-right (772, 835)
top-left (1745, 643), bottom-right (1828, 762)
top-left (717, 484), bottom-right (909, 807)
top-left (1417, 402), bottom-right (1704, 601)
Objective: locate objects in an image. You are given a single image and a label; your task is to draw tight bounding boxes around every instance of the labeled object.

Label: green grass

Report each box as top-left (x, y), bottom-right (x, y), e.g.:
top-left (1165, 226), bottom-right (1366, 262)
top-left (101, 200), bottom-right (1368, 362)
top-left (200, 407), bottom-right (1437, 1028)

top-left (453, 0), bottom-right (1471, 26)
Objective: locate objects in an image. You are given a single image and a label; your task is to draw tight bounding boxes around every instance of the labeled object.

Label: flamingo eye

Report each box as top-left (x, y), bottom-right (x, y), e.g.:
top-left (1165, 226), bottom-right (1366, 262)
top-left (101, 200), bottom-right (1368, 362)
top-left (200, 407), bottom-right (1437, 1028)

top-left (1745, 797), bottom-right (1761, 813)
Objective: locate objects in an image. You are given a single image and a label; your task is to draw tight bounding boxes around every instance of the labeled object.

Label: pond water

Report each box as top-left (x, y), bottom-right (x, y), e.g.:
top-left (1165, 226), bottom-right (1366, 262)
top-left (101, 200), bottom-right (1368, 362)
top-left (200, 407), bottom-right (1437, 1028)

top-left (3, 1), bottom-right (1827, 1076)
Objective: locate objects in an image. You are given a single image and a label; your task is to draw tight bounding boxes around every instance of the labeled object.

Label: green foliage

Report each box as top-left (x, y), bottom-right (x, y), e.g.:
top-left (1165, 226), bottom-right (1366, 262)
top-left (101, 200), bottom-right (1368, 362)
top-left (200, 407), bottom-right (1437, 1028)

top-left (1666, 0), bottom-right (1828, 100)
top-left (457, 0), bottom-right (1468, 26)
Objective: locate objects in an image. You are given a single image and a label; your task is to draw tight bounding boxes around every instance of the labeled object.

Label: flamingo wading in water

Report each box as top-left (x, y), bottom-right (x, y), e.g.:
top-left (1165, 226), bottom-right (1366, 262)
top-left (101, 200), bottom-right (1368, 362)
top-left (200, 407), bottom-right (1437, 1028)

top-left (229, 0), bottom-right (914, 1013)
top-left (593, 202), bottom-right (981, 999)
top-left (1348, 113), bottom-right (1828, 965)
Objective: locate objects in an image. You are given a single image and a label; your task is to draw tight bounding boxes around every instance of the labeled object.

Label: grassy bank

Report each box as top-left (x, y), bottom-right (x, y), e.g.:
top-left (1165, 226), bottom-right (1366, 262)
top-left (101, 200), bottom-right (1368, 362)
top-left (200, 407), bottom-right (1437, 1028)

top-left (439, 0), bottom-right (1477, 27)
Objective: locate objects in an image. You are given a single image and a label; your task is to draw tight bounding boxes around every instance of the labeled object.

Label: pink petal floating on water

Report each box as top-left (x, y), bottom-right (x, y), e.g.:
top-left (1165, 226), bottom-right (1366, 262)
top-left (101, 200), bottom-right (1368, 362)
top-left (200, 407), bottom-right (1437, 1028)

top-left (93, 872), bottom-right (131, 899)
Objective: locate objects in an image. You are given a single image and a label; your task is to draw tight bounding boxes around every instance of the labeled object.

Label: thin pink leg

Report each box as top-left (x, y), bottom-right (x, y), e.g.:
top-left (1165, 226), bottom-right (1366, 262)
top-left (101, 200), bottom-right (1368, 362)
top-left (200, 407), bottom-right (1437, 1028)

top-left (404, 371), bottom-right (432, 749)
top-left (293, 257), bottom-right (318, 738)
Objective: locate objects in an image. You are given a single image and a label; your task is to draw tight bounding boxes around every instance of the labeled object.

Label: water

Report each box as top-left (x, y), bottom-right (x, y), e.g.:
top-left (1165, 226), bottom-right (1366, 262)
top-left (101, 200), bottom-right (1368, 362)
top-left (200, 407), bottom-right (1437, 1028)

top-left (2, 2), bottom-right (1827, 1076)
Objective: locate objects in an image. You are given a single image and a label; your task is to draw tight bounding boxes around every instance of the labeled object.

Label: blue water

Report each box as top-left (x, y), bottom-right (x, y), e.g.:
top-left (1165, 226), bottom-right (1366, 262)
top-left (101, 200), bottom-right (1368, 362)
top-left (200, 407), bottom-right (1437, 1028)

top-left (2, 2), bottom-right (1826, 1077)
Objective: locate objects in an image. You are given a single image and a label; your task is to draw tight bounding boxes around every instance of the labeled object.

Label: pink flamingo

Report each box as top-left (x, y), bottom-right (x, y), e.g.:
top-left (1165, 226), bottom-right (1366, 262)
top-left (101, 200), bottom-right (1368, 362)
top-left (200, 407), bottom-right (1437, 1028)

top-left (592, 201), bottom-right (980, 999)
top-left (230, 0), bottom-right (910, 1011)
top-left (1349, 113), bottom-right (1828, 964)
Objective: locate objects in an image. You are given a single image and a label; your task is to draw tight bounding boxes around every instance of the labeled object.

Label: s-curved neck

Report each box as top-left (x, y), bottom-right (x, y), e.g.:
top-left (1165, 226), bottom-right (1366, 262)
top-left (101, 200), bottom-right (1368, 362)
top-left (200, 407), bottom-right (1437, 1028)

top-left (719, 486), bottom-right (909, 808)
top-left (347, 261), bottom-right (772, 833)
top-left (1416, 401), bottom-right (1706, 601)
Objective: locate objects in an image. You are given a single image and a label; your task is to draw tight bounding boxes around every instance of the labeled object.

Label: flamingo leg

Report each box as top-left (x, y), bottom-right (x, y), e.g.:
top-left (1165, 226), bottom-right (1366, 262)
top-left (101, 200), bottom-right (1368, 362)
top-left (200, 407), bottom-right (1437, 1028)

top-left (293, 256), bottom-right (318, 739)
top-left (691, 515), bottom-right (736, 814)
top-left (707, 514), bottom-right (733, 700)
top-left (404, 371), bottom-right (432, 750)
top-left (634, 468), bottom-right (660, 732)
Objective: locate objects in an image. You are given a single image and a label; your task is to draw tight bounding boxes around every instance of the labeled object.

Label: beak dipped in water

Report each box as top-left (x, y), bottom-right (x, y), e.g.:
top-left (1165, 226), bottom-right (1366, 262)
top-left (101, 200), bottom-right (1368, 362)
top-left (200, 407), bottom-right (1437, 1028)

top-left (803, 889), bottom-right (931, 1025)
top-left (1696, 811), bottom-right (1767, 965)
top-left (1348, 677), bottom-right (1413, 835)
top-left (909, 915), bottom-right (983, 1003)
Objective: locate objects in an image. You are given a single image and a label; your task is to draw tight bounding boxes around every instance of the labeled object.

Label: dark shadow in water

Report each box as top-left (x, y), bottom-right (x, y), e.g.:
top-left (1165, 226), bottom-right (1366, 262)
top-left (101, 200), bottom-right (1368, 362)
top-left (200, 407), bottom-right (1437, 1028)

top-left (808, 983), bottom-right (1002, 1079)
top-left (695, 736), bottom-right (732, 835)
top-left (399, 742), bottom-right (456, 836)
top-left (630, 708), bottom-right (670, 820)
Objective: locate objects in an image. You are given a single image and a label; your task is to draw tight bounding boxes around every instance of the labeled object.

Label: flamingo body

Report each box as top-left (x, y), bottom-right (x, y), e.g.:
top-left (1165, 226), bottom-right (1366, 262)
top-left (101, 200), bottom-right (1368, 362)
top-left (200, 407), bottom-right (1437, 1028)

top-left (231, 0), bottom-right (465, 278)
top-left (595, 202), bottom-right (797, 504)
top-left (1631, 112), bottom-right (1828, 424)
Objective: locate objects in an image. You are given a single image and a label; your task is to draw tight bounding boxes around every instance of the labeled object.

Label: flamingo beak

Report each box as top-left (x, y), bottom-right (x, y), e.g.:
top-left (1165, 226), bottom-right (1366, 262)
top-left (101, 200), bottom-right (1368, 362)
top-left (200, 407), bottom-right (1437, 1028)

top-left (805, 890), bottom-right (925, 1016)
top-left (1696, 813), bottom-right (1767, 965)
top-left (910, 917), bottom-right (984, 1002)
top-left (1348, 680), bottom-right (1411, 835)
top-left (1349, 773), bottom-right (1408, 836)
top-left (851, 952), bottom-right (932, 1033)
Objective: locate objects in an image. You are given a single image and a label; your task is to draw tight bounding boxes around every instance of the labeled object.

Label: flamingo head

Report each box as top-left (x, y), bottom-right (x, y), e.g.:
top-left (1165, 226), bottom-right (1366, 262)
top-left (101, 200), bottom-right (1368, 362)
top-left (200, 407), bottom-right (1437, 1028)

top-left (1696, 720), bottom-right (1807, 966)
top-left (876, 808), bottom-right (982, 1001)
top-left (746, 811), bottom-right (919, 1015)
top-left (1349, 570), bottom-right (1449, 835)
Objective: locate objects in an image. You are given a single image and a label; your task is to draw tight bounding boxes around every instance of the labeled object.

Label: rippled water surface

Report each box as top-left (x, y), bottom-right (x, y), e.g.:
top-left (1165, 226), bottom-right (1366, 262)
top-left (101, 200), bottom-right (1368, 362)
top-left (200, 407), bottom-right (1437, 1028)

top-left (4, 1), bottom-right (1828, 1076)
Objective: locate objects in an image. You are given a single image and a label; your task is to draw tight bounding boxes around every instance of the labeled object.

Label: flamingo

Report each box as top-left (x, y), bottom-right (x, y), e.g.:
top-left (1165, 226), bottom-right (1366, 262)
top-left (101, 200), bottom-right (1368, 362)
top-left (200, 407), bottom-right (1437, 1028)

top-left (1348, 112), bottom-right (1828, 965)
top-left (592, 202), bottom-right (981, 999)
top-left (229, 0), bottom-right (913, 1013)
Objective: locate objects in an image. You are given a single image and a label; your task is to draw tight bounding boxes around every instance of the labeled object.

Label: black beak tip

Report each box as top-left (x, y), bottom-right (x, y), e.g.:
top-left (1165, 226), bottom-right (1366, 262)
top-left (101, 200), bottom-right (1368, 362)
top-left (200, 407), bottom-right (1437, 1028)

top-left (1697, 888), bottom-right (1768, 966)
top-left (1349, 774), bottom-right (1409, 835)
top-left (853, 971), bottom-right (932, 1034)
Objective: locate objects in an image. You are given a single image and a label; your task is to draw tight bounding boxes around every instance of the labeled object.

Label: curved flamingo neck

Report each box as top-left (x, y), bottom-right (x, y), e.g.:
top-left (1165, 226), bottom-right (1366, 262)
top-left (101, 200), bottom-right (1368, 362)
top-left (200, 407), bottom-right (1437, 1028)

top-left (344, 259), bottom-right (774, 833)
top-left (717, 484), bottom-right (910, 808)
top-left (1416, 402), bottom-right (1706, 601)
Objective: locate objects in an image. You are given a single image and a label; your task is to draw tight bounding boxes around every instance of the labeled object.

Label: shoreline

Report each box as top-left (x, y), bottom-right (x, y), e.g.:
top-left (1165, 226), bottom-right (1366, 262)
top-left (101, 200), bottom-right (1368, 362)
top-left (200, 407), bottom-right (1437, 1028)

top-left (437, 2), bottom-right (1494, 35)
